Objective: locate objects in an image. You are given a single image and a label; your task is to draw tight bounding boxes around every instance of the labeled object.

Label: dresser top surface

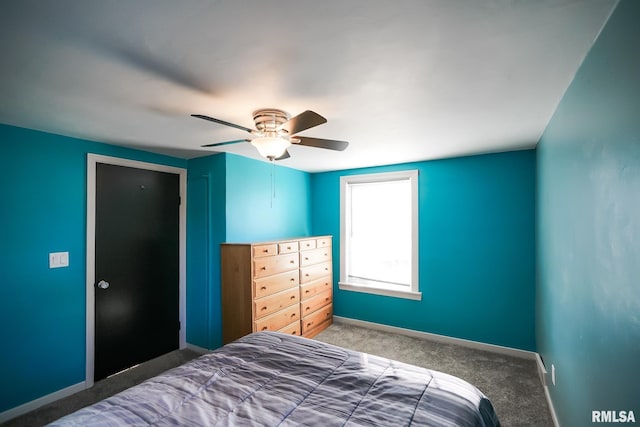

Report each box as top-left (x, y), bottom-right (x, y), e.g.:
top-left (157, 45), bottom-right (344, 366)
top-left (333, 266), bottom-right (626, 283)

top-left (222, 236), bottom-right (332, 247)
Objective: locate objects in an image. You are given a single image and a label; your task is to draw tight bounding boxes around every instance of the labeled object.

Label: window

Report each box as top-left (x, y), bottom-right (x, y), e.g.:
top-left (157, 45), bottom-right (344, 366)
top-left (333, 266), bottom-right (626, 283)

top-left (339, 170), bottom-right (420, 300)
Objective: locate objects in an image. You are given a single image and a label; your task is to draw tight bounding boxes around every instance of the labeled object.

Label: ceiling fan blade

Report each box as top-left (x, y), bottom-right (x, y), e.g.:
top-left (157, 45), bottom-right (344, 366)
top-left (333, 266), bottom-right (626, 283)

top-left (280, 110), bottom-right (327, 135)
top-left (294, 136), bottom-right (349, 151)
top-left (201, 139), bottom-right (250, 147)
top-left (191, 114), bottom-right (255, 134)
top-left (274, 150), bottom-right (291, 161)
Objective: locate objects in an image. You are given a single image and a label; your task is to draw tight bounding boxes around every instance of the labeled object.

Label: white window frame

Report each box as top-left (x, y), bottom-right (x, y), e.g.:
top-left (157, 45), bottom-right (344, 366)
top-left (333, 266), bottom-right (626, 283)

top-left (339, 170), bottom-right (421, 300)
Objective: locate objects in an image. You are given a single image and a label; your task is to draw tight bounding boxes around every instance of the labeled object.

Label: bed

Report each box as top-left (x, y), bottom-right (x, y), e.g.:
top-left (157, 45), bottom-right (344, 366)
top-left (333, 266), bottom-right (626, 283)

top-left (49, 331), bottom-right (501, 426)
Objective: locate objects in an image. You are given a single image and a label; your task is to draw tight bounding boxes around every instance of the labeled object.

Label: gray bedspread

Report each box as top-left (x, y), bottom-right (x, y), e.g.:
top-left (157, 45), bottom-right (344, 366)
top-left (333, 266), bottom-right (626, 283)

top-left (49, 332), bottom-right (500, 426)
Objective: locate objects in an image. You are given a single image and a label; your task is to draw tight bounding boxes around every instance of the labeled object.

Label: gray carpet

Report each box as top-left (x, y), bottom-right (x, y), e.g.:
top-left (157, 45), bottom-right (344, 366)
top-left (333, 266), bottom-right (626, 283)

top-left (5, 324), bottom-right (553, 426)
top-left (314, 322), bottom-right (554, 427)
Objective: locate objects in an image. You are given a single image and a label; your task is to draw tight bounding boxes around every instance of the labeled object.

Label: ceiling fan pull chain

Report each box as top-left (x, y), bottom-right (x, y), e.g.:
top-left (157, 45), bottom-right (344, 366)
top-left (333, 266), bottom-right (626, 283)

top-left (270, 160), bottom-right (275, 208)
top-left (273, 161), bottom-right (277, 202)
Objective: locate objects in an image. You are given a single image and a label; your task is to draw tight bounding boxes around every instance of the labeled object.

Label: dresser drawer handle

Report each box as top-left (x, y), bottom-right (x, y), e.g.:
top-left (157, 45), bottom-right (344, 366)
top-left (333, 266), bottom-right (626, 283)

top-left (291, 313), bottom-right (296, 318)
top-left (290, 278), bottom-right (295, 282)
top-left (261, 266), bottom-right (267, 270)
top-left (305, 289), bottom-right (310, 294)
top-left (262, 327), bottom-right (268, 331)
top-left (261, 307), bottom-right (267, 311)
top-left (290, 296), bottom-right (296, 300)
top-left (290, 260), bottom-right (295, 264)
top-left (261, 286), bottom-right (267, 290)
top-left (304, 257), bottom-right (309, 261)
top-left (262, 249), bottom-right (269, 253)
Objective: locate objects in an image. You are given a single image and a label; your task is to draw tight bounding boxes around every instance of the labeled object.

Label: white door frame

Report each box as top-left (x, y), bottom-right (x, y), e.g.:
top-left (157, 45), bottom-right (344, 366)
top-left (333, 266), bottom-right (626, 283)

top-left (85, 154), bottom-right (187, 388)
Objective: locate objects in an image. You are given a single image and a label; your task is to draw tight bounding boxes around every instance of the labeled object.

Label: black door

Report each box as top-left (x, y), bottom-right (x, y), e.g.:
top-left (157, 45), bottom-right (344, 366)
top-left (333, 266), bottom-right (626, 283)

top-left (95, 163), bottom-right (179, 381)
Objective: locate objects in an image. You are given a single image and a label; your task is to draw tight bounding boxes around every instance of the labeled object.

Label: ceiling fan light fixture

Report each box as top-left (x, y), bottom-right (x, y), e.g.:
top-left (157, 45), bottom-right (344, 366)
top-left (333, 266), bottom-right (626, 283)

top-left (251, 136), bottom-right (291, 160)
top-left (193, 109), bottom-right (348, 160)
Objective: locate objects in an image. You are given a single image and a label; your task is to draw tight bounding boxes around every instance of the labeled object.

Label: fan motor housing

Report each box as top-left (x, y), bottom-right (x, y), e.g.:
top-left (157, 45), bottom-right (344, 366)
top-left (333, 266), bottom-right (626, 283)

top-left (253, 109), bottom-right (290, 133)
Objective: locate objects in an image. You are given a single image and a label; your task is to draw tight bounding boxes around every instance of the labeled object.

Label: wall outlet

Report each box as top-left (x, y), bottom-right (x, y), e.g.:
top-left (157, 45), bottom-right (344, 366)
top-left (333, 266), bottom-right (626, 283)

top-left (551, 364), bottom-right (556, 386)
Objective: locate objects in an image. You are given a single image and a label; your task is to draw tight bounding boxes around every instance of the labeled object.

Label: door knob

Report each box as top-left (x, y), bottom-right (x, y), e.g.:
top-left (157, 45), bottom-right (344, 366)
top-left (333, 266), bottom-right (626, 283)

top-left (97, 280), bottom-right (110, 289)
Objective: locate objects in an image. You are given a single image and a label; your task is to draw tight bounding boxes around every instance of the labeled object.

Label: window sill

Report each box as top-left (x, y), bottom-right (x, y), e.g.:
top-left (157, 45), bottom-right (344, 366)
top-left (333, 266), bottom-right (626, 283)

top-left (338, 282), bottom-right (422, 301)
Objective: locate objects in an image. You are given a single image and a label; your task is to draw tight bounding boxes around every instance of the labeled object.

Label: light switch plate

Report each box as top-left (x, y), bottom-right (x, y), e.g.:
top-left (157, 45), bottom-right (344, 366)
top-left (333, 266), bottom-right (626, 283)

top-left (49, 252), bottom-right (69, 268)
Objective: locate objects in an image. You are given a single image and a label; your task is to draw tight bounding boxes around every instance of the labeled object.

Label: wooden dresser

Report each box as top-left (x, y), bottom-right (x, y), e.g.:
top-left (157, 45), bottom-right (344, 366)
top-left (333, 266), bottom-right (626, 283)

top-left (220, 236), bottom-right (333, 344)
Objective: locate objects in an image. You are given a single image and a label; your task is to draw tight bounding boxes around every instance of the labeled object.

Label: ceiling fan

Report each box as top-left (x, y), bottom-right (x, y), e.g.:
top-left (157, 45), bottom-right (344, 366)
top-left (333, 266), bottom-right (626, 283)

top-left (192, 109), bottom-right (348, 161)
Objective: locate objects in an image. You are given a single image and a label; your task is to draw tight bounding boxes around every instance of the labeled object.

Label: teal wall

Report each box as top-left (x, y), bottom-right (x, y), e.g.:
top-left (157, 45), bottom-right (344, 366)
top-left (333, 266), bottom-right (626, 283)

top-left (536, 1), bottom-right (640, 425)
top-left (311, 150), bottom-right (536, 351)
top-left (225, 154), bottom-right (311, 242)
top-left (186, 154), bottom-right (226, 350)
top-left (0, 124), bottom-right (186, 412)
top-left (185, 153), bottom-right (311, 351)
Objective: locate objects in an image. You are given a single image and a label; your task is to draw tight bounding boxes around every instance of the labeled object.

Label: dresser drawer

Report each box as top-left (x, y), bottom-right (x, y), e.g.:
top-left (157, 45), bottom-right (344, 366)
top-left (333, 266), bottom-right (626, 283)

top-left (316, 237), bottom-right (331, 248)
top-left (299, 247), bottom-right (331, 267)
top-left (254, 270), bottom-right (299, 299)
top-left (301, 304), bottom-right (332, 334)
top-left (300, 289), bottom-right (332, 317)
top-left (300, 261), bottom-right (331, 284)
top-left (254, 252), bottom-right (299, 279)
top-left (278, 241), bottom-right (299, 254)
top-left (299, 238), bottom-right (317, 251)
top-left (277, 320), bottom-right (301, 336)
top-left (300, 276), bottom-right (332, 301)
top-left (254, 305), bottom-right (300, 332)
top-left (253, 243), bottom-right (277, 258)
top-left (254, 287), bottom-right (300, 319)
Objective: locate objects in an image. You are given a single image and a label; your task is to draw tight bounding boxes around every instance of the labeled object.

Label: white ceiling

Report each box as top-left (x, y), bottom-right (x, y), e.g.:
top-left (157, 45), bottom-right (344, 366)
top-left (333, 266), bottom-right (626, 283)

top-left (0, 1), bottom-right (616, 172)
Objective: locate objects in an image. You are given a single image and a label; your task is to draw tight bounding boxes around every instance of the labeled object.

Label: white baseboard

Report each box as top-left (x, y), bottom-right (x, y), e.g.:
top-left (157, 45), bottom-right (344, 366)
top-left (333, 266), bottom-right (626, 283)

top-left (535, 353), bottom-right (548, 387)
top-left (333, 316), bottom-right (537, 360)
top-left (185, 342), bottom-right (211, 354)
top-left (0, 381), bottom-right (86, 424)
top-left (535, 354), bottom-right (561, 427)
top-left (542, 381), bottom-right (561, 427)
